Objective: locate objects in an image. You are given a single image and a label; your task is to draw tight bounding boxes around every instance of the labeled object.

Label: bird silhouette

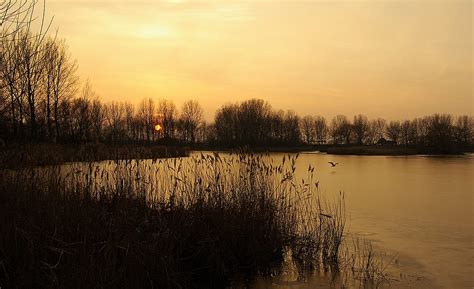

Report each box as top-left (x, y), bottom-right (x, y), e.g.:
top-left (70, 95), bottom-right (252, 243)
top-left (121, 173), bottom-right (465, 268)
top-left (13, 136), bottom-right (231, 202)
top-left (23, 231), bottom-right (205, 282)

top-left (328, 161), bottom-right (339, 167)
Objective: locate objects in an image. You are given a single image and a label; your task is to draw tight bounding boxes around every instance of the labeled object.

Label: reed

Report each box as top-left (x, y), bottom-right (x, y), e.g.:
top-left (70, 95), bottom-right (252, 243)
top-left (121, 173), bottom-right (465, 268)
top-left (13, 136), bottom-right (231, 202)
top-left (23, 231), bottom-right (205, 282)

top-left (0, 152), bottom-right (388, 289)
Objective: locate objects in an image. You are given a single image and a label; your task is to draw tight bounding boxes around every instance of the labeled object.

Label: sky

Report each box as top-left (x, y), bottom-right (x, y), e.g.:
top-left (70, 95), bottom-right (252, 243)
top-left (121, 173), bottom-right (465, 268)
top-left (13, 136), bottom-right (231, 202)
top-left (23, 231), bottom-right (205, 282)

top-left (44, 0), bottom-right (472, 121)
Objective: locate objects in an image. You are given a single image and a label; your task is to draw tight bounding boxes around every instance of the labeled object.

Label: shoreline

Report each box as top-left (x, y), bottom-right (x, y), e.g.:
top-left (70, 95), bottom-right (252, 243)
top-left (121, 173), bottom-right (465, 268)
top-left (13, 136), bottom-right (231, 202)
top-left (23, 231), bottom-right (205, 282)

top-left (0, 143), bottom-right (189, 169)
top-left (192, 144), bottom-right (470, 156)
top-left (1, 143), bottom-right (471, 170)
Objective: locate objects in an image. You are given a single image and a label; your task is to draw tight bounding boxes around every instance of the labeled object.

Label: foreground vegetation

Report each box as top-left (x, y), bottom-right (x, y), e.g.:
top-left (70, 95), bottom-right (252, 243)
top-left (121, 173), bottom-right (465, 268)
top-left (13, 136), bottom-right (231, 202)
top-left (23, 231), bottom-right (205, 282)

top-left (0, 153), bottom-right (388, 289)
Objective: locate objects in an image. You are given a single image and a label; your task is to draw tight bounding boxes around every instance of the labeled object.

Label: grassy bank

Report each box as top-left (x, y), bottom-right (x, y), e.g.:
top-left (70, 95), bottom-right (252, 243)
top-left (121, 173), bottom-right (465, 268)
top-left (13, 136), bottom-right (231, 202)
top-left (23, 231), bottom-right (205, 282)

top-left (0, 153), bottom-right (387, 289)
top-left (0, 143), bottom-right (188, 169)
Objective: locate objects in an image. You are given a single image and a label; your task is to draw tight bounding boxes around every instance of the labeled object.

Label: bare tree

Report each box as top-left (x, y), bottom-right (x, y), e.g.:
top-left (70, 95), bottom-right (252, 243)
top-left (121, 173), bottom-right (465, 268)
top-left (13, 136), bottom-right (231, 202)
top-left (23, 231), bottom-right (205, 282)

top-left (366, 118), bottom-right (386, 144)
top-left (138, 98), bottom-right (154, 142)
top-left (300, 115), bottom-right (315, 144)
top-left (70, 81), bottom-right (94, 141)
top-left (1, 0), bottom-right (55, 141)
top-left (157, 99), bottom-right (176, 140)
top-left (18, 31), bottom-right (45, 138)
top-left (237, 99), bottom-right (272, 145)
top-left (179, 100), bottom-right (203, 144)
top-left (400, 120), bottom-right (416, 146)
top-left (214, 103), bottom-right (239, 145)
top-left (105, 101), bottom-right (125, 143)
top-left (426, 114), bottom-right (454, 151)
top-left (314, 116), bottom-right (327, 144)
top-left (352, 114), bottom-right (369, 145)
top-left (1, 0), bottom-right (39, 39)
top-left (196, 120), bottom-right (208, 143)
top-left (123, 102), bottom-right (134, 140)
top-left (386, 121), bottom-right (401, 144)
top-left (455, 115), bottom-right (474, 147)
top-left (90, 98), bottom-right (104, 142)
top-left (0, 29), bottom-right (23, 136)
top-left (271, 109), bottom-right (285, 144)
top-left (331, 115), bottom-right (351, 144)
top-left (283, 110), bottom-right (300, 144)
top-left (42, 38), bottom-right (78, 141)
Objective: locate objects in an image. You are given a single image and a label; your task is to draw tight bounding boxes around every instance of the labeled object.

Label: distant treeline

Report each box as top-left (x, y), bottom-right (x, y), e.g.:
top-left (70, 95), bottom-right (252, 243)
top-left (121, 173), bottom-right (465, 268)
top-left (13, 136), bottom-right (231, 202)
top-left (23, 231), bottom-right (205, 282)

top-left (1, 79), bottom-right (472, 153)
top-left (0, 10), bottom-right (472, 152)
top-left (209, 99), bottom-right (473, 154)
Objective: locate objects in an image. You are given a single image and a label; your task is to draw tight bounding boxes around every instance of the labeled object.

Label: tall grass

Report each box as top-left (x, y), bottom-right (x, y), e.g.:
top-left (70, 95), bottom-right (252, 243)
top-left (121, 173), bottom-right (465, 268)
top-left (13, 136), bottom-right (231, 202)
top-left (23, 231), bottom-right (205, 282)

top-left (0, 152), bottom-right (388, 289)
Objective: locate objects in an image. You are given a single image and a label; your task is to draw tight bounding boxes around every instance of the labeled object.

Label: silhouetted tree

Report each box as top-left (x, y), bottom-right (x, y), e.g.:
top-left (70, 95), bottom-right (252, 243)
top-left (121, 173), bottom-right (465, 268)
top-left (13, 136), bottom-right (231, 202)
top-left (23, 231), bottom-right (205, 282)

top-left (413, 117), bottom-right (430, 146)
top-left (1, 0), bottom-right (38, 38)
top-left (90, 98), bottom-right (104, 142)
top-left (270, 109), bottom-right (285, 144)
top-left (179, 100), bottom-right (203, 144)
top-left (157, 99), bottom-right (176, 140)
top-left (400, 120), bottom-right (418, 146)
top-left (42, 38), bottom-right (78, 141)
top-left (283, 110), bottom-right (301, 145)
top-left (426, 114), bottom-right (454, 152)
top-left (352, 114), bottom-right (369, 145)
top-left (71, 83), bottom-right (94, 141)
top-left (454, 115), bottom-right (473, 147)
top-left (386, 121), bottom-right (401, 144)
top-left (366, 118), bottom-right (386, 144)
top-left (314, 116), bottom-right (327, 144)
top-left (1, 0), bottom-right (53, 140)
top-left (105, 101), bottom-right (125, 143)
top-left (0, 29), bottom-right (23, 138)
top-left (301, 115), bottom-right (315, 144)
top-left (330, 115), bottom-right (351, 144)
top-left (238, 99), bottom-right (272, 145)
top-left (123, 102), bottom-right (134, 140)
top-left (138, 98), bottom-right (155, 142)
top-left (215, 103), bottom-right (238, 145)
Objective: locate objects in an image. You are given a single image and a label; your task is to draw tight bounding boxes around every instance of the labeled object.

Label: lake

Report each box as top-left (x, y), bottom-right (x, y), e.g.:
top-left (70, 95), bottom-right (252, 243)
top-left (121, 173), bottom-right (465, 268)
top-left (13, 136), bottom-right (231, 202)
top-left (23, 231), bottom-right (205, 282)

top-left (50, 151), bottom-right (473, 288)
top-left (246, 152), bottom-right (473, 289)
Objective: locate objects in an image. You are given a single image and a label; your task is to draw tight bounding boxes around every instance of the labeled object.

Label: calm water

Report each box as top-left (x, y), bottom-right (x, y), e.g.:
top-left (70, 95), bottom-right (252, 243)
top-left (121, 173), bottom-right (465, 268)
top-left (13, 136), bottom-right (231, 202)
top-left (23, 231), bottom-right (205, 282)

top-left (248, 152), bottom-right (473, 289)
top-left (54, 152), bottom-right (473, 288)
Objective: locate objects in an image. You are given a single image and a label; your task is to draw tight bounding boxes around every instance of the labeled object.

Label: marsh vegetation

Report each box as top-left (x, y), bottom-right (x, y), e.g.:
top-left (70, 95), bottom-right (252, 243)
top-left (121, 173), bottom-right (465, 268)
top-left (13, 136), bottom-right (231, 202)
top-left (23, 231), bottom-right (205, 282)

top-left (0, 153), bottom-right (389, 289)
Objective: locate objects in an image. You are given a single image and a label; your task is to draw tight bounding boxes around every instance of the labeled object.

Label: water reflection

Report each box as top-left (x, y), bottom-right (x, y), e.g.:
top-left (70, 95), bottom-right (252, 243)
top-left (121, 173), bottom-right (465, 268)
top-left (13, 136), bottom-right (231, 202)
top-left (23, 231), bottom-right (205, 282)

top-left (286, 152), bottom-right (473, 289)
top-left (36, 152), bottom-right (474, 289)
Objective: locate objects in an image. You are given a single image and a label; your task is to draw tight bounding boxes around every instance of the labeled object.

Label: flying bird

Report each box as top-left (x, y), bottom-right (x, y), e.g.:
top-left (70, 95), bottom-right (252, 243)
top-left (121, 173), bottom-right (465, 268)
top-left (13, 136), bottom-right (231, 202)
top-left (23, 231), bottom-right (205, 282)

top-left (328, 161), bottom-right (339, 167)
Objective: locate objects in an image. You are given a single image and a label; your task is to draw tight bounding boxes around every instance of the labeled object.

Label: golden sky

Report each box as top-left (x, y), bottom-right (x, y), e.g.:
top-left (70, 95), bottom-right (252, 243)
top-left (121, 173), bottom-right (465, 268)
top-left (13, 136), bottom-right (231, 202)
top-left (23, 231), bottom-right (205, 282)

top-left (45, 0), bottom-right (472, 120)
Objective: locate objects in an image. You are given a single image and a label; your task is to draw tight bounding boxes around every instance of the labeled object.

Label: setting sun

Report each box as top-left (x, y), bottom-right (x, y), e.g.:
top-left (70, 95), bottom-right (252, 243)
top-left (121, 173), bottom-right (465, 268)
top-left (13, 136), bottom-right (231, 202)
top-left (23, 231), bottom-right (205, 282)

top-left (154, 124), bottom-right (162, 132)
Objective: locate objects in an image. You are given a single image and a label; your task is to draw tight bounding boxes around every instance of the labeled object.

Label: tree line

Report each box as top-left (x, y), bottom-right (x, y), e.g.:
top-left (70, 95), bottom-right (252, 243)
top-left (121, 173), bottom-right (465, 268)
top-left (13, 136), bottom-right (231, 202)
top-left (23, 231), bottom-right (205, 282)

top-left (1, 1), bottom-right (472, 151)
top-left (0, 28), bottom-right (471, 149)
top-left (207, 99), bottom-right (473, 153)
